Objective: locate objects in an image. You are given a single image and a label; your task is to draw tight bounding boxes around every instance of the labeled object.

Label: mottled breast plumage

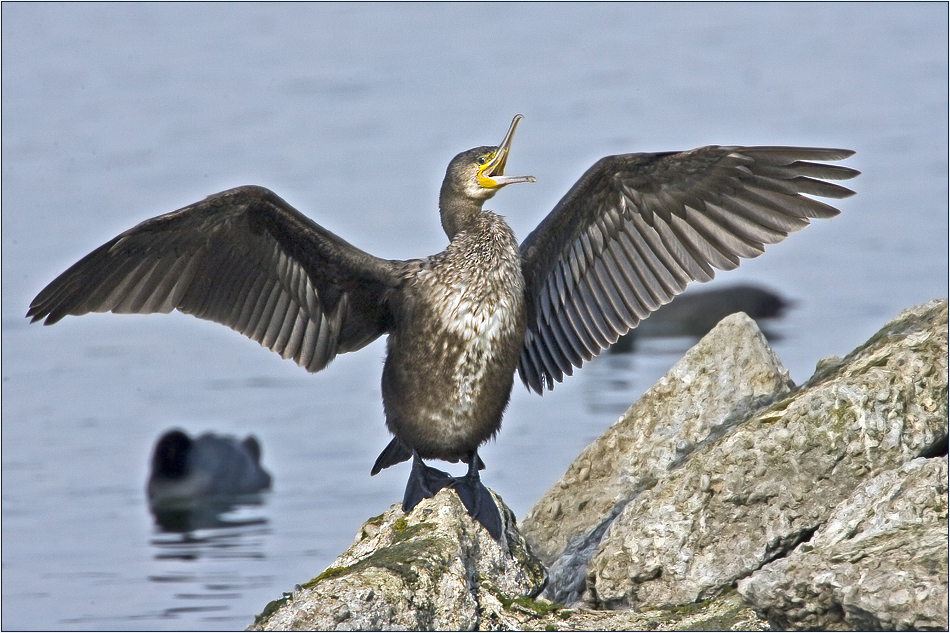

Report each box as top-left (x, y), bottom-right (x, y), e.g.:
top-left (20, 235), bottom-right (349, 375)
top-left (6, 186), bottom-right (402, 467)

top-left (425, 213), bottom-right (525, 345)
top-left (380, 211), bottom-right (526, 461)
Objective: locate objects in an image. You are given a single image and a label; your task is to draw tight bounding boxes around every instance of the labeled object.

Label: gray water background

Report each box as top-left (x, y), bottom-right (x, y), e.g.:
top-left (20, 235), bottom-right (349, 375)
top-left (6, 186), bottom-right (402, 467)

top-left (2, 3), bottom-right (947, 630)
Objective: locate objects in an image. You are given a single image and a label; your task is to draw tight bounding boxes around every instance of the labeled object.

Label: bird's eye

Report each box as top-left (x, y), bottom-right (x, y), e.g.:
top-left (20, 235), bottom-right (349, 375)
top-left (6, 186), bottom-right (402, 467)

top-left (477, 156), bottom-right (487, 165)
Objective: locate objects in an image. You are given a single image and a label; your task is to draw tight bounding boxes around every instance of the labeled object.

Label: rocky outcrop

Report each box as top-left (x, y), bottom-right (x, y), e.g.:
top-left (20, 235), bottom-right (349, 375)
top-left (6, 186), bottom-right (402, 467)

top-left (520, 312), bottom-right (794, 604)
top-left (247, 489), bottom-right (771, 631)
top-left (520, 298), bottom-right (946, 620)
top-left (470, 589), bottom-right (769, 631)
top-left (248, 299), bottom-right (948, 631)
top-left (738, 456), bottom-right (948, 630)
top-left (581, 299), bottom-right (947, 610)
top-left (250, 489), bottom-right (546, 631)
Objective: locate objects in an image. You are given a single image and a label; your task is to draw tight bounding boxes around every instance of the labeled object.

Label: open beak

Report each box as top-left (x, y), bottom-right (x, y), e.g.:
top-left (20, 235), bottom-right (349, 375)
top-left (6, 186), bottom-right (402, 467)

top-left (478, 114), bottom-right (536, 189)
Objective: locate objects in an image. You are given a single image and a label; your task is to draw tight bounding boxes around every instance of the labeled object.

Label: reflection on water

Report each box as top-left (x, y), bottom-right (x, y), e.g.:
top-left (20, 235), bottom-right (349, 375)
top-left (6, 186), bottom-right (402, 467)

top-left (144, 429), bottom-right (274, 621)
top-left (146, 510), bottom-right (274, 627)
top-left (151, 495), bottom-right (270, 533)
top-left (50, 515), bottom-right (275, 628)
top-left (150, 521), bottom-right (271, 563)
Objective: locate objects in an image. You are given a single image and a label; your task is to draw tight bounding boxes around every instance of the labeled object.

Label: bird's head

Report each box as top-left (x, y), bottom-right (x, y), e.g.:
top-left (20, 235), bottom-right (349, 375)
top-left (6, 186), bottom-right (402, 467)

top-left (443, 114), bottom-right (536, 202)
top-left (151, 429), bottom-right (192, 479)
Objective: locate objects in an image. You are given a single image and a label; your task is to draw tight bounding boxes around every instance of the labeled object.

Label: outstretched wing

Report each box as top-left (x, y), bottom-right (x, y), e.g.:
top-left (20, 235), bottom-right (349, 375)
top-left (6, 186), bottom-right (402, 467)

top-left (518, 146), bottom-right (859, 393)
top-left (27, 185), bottom-right (405, 372)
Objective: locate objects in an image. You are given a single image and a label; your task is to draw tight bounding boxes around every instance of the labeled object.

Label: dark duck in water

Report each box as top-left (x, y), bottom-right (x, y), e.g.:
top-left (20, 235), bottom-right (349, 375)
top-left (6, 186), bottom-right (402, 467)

top-left (27, 115), bottom-right (859, 538)
top-left (147, 429), bottom-right (272, 506)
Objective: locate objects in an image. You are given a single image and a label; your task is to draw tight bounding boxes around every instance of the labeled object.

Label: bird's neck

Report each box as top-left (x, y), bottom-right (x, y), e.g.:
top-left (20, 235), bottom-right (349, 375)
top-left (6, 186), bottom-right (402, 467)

top-left (439, 182), bottom-right (489, 241)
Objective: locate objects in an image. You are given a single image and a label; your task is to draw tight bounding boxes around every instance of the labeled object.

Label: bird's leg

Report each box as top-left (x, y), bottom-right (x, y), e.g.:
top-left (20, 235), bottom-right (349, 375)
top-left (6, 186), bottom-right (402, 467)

top-left (400, 449), bottom-right (502, 540)
top-left (402, 450), bottom-right (453, 513)
top-left (450, 450), bottom-right (502, 540)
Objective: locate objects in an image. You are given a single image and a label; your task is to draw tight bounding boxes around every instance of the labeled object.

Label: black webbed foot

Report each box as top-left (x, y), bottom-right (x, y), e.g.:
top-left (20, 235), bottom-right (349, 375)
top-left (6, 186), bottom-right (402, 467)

top-left (402, 451), bottom-right (455, 512)
top-left (401, 450), bottom-right (502, 540)
top-left (449, 455), bottom-right (502, 540)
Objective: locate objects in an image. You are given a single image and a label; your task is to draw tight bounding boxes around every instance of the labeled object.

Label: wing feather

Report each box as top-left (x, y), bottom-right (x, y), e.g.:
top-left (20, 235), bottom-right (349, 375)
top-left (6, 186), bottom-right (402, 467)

top-left (27, 185), bottom-right (404, 373)
top-left (519, 145), bottom-right (858, 392)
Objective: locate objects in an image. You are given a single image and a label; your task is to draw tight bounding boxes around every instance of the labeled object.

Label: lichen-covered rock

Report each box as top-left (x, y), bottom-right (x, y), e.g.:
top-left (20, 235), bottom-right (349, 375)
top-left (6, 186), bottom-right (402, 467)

top-left (584, 299), bottom-right (948, 610)
top-left (508, 590), bottom-right (769, 631)
top-left (738, 457), bottom-right (949, 630)
top-left (521, 312), bottom-right (792, 603)
top-left (249, 488), bottom-right (546, 631)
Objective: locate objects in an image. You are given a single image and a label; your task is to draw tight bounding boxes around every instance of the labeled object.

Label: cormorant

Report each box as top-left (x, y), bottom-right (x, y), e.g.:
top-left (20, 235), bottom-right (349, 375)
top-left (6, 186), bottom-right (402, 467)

top-left (27, 115), bottom-right (859, 539)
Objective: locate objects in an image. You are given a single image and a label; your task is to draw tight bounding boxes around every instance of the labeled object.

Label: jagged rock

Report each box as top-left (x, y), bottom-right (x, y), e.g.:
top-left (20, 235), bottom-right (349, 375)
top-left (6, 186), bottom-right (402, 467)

top-left (584, 299), bottom-right (948, 610)
top-left (249, 488), bottom-right (546, 631)
top-left (502, 589), bottom-right (769, 631)
top-left (520, 312), bottom-right (793, 603)
top-left (249, 300), bottom-right (947, 631)
top-left (738, 457), bottom-right (949, 631)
